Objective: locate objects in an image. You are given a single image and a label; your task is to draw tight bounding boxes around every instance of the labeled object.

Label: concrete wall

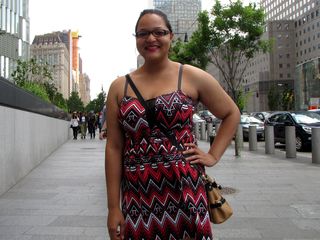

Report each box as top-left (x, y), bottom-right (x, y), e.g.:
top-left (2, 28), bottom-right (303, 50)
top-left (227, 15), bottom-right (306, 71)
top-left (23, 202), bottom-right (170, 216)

top-left (0, 106), bottom-right (70, 196)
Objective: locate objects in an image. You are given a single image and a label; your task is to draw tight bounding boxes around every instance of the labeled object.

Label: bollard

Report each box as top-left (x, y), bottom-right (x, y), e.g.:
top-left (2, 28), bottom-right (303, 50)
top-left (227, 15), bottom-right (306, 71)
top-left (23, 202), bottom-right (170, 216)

top-left (201, 121), bottom-right (206, 140)
top-left (194, 122), bottom-right (200, 139)
top-left (207, 123), bottom-right (213, 142)
top-left (285, 126), bottom-right (296, 158)
top-left (238, 124), bottom-right (243, 148)
top-left (249, 125), bottom-right (257, 151)
top-left (234, 124), bottom-right (243, 156)
top-left (312, 128), bottom-right (320, 164)
top-left (265, 125), bottom-right (275, 154)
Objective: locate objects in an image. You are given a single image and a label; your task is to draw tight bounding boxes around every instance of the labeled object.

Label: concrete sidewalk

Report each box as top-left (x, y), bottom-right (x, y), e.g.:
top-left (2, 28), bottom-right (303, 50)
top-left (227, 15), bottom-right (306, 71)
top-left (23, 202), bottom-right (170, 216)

top-left (0, 137), bottom-right (319, 240)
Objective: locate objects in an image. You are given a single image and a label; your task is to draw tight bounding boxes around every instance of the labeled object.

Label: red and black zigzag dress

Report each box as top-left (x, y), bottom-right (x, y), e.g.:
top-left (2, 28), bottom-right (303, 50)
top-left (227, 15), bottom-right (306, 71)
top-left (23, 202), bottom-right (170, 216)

top-left (118, 65), bottom-right (213, 240)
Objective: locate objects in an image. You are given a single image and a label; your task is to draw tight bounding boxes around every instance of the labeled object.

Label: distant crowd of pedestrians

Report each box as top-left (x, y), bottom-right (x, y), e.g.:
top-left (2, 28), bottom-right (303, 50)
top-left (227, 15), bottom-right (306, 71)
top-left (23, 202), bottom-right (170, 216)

top-left (70, 108), bottom-right (106, 140)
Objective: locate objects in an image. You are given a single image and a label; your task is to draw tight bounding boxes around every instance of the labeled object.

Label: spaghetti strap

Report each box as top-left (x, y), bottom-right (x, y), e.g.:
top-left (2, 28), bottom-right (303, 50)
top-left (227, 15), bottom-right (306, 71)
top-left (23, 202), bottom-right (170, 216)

top-left (124, 76), bottom-right (129, 97)
top-left (177, 64), bottom-right (183, 91)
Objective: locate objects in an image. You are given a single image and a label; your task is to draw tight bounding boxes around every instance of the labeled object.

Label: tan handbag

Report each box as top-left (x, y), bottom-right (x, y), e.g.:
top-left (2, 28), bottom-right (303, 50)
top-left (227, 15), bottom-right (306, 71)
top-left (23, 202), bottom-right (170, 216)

top-left (204, 174), bottom-right (233, 224)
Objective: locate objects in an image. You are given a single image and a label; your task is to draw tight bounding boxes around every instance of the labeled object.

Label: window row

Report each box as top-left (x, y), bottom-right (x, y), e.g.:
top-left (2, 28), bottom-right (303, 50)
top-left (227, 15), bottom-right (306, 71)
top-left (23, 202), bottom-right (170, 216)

top-left (296, 44), bottom-right (320, 56)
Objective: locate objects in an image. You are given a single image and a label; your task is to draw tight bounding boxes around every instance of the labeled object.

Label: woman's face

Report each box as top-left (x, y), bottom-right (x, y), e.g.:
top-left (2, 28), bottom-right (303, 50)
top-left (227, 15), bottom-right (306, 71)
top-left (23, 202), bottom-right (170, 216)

top-left (135, 13), bottom-right (173, 62)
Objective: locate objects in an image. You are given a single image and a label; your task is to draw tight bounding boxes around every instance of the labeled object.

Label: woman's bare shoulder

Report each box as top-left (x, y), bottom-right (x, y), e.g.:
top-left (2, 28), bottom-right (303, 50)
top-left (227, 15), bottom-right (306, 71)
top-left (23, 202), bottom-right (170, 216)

top-left (183, 64), bottom-right (215, 80)
top-left (107, 76), bottom-right (127, 102)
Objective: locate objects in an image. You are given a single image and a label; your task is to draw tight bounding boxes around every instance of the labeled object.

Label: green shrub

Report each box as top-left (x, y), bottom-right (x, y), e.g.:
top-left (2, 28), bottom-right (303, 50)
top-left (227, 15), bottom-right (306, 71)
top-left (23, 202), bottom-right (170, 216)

top-left (22, 81), bottom-right (50, 103)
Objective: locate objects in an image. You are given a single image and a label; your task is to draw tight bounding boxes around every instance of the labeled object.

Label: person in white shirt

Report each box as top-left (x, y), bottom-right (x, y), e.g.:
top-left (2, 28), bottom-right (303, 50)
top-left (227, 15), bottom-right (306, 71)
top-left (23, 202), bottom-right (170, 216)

top-left (70, 113), bottom-right (79, 140)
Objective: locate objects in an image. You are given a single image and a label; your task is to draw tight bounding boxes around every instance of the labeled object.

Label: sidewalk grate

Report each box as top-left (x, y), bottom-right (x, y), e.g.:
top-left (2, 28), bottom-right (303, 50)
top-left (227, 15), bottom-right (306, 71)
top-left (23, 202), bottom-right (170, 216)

top-left (80, 147), bottom-right (97, 150)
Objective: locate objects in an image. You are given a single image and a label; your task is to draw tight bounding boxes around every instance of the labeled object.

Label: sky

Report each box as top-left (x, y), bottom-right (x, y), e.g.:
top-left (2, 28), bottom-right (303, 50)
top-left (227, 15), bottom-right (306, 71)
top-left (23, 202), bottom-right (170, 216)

top-left (29, 0), bottom-right (251, 100)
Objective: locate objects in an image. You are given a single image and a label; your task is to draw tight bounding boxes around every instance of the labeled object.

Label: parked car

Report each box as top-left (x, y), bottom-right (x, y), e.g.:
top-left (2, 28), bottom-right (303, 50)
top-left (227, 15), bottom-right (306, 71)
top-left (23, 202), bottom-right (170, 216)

top-left (264, 111), bottom-right (320, 151)
top-left (198, 110), bottom-right (215, 123)
top-left (308, 109), bottom-right (320, 116)
top-left (240, 115), bottom-right (265, 141)
top-left (193, 113), bottom-right (206, 124)
top-left (249, 111), bottom-right (271, 122)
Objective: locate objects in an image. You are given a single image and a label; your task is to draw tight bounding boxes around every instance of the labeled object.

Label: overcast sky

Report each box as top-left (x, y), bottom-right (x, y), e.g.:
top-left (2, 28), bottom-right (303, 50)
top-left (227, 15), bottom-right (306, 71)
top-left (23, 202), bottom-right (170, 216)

top-left (29, 0), bottom-right (252, 99)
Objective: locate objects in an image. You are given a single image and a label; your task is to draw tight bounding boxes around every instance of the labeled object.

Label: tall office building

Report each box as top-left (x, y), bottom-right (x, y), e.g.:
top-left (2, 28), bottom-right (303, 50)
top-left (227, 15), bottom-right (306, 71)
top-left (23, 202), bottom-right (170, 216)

top-left (79, 73), bottom-right (90, 105)
top-left (72, 31), bottom-right (81, 94)
top-left (31, 30), bottom-right (91, 102)
top-left (0, 0), bottom-right (30, 80)
top-left (31, 31), bottom-right (71, 99)
top-left (153, 0), bottom-right (201, 40)
top-left (259, 0), bottom-right (320, 110)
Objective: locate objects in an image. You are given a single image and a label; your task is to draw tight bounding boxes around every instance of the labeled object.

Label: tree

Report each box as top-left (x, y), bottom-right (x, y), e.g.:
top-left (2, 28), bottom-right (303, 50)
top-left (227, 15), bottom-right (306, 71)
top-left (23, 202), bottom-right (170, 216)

top-left (11, 58), bottom-right (54, 103)
top-left (85, 89), bottom-right (106, 113)
top-left (268, 84), bottom-right (294, 111)
top-left (267, 85), bottom-right (280, 111)
top-left (12, 58), bottom-right (53, 87)
top-left (11, 58), bottom-right (69, 111)
top-left (282, 88), bottom-right (294, 110)
top-left (67, 91), bottom-right (84, 113)
top-left (52, 92), bottom-right (67, 111)
top-left (169, 11), bottom-right (211, 70)
top-left (205, 0), bottom-right (272, 109)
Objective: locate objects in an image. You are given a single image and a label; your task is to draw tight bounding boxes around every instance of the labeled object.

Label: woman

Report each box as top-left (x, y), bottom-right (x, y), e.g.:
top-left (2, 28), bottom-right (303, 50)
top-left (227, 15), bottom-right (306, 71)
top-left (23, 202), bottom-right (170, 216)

top-left (70, 113), bottom-right (79, 140)
top-left (105, 9), bottom-right (240, 240)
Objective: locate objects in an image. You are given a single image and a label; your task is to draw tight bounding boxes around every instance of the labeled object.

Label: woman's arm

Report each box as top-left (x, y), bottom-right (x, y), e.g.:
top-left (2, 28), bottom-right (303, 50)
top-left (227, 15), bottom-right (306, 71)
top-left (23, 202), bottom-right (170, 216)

top-left (105, 79), bottom-right (125, 239)
top-left (183, 65), bottom-right (240, 166)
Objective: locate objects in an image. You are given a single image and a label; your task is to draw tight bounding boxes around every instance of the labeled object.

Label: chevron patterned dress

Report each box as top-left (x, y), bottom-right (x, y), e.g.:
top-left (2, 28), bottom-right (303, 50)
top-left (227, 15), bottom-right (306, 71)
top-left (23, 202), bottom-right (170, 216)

top-left (118, 73), bottom-right (213, 239)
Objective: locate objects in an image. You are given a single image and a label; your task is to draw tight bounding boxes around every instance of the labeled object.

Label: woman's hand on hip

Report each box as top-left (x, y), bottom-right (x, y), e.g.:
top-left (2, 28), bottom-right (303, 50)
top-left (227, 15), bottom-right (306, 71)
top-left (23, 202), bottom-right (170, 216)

top-left (183, 143), bottom-right (218, 167)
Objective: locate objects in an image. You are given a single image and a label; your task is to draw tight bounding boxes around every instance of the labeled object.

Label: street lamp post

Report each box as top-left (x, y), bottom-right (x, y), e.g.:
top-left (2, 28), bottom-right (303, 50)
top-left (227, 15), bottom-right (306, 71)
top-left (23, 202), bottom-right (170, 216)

top-left (174, 32), bottom-right (188, 42)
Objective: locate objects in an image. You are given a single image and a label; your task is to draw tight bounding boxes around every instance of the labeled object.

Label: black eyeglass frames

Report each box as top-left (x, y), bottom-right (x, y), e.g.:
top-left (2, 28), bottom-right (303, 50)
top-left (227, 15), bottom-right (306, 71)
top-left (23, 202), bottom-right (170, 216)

top-left (134, 29), bottom-right (171, 39)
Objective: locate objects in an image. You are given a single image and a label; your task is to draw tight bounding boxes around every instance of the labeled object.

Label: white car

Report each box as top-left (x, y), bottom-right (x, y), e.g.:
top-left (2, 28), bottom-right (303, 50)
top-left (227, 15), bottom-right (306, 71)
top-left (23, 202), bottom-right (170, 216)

top-left (193, 113), bottom-right (206, 124)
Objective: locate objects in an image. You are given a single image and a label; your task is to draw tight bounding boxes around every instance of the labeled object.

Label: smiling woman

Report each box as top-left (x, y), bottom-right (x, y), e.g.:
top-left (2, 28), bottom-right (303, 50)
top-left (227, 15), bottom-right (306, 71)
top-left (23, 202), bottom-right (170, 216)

top-left (105, 8), bottom-right (240, 240)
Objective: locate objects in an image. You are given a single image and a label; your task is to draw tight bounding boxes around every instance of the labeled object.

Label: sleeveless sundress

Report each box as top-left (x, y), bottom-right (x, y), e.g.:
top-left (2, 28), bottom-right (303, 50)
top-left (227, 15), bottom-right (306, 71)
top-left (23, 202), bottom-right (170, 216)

top-left (118, 65), bottom-right (213, 240)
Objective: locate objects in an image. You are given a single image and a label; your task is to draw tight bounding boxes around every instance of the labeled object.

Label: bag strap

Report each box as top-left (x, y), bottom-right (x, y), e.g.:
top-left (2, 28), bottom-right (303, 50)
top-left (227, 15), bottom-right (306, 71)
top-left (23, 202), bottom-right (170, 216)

top-left (125, 74), bottom-right (147, 108)
top-left (125, 74), bottom-right (155, 128)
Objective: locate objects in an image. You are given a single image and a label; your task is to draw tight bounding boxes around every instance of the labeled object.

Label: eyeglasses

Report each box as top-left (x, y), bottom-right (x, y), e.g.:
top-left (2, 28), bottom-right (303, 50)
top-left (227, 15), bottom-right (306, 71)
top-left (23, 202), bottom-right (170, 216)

top-left (134, 29), bottom-right (171, 39)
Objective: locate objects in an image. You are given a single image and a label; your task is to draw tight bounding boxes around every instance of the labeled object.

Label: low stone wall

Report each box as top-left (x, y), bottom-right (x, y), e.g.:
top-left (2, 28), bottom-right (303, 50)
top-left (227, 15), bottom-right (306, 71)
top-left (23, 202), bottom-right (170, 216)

top-left (0, 77), bottom-right (70, 196)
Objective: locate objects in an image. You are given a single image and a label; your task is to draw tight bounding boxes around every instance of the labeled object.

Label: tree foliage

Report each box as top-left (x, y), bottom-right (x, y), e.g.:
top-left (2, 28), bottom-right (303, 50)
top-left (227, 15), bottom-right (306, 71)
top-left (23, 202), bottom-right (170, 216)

top-left (170, 0), bottom-right (272, 110)
top-left (12, 58), bottom-right (53, 86)
top-left (85, 89), bottom-right (106, 113)
top-left (11, 58), bottom-right (68, 111)
top-left (11, 58), bottom-right (53, 103)
top-left (67, 91), bottom-right (84, 113)
top-left (268, 84), bottom-right (294, 111)
top-left (169, 11), bottom-right (211, 70)
top-left (207, 0), bottom-right (272, 108)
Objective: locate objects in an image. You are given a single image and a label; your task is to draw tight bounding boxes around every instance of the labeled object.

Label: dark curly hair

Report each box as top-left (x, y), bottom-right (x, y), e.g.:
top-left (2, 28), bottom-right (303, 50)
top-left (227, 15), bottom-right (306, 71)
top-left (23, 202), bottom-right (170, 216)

top-left (135, 9), bottom-right (173, 33)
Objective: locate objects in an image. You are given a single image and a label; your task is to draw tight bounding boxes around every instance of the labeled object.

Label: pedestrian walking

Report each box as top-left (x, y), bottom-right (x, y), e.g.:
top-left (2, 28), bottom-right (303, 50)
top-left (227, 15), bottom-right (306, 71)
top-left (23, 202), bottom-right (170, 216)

top-left (70, 113), bottom-right (79, 140)
top-left (79, 112), bottom-right (87, 139)
top-left (88, 111), bottom-right (96, 139)
top-left (105, 9), bottom-right (240, 240)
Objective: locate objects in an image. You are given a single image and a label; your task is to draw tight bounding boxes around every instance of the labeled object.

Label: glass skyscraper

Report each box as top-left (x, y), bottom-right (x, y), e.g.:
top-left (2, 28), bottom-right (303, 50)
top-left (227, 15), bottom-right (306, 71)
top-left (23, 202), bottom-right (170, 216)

top-left (0, 0), bottom-right (30, 80)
